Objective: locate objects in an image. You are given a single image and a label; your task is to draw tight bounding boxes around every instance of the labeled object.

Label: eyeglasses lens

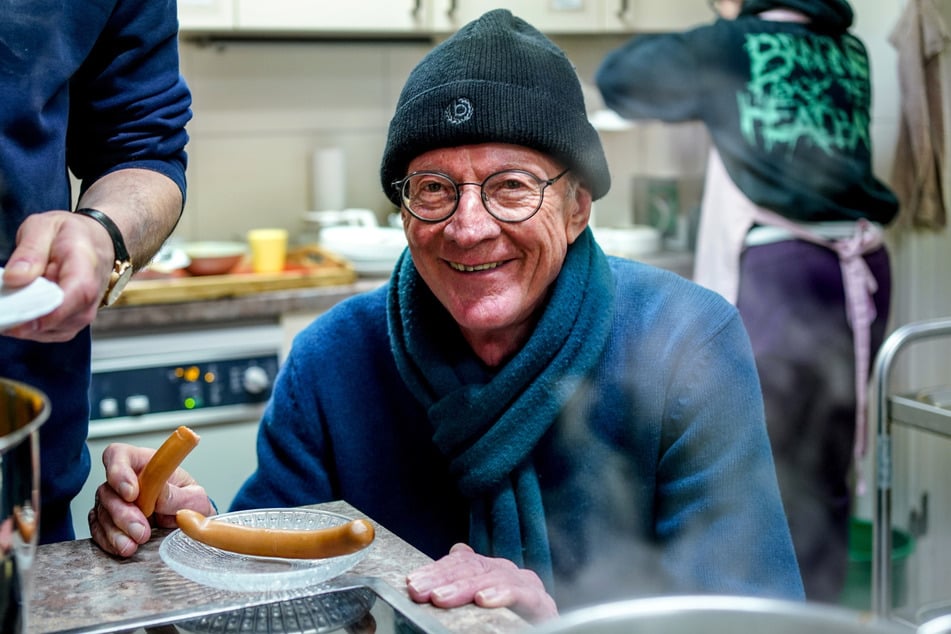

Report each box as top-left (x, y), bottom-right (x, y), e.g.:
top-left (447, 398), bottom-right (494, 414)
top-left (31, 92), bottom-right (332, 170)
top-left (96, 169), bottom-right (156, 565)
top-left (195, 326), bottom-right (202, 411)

top-left (400, 170), bottom-right (546, 223)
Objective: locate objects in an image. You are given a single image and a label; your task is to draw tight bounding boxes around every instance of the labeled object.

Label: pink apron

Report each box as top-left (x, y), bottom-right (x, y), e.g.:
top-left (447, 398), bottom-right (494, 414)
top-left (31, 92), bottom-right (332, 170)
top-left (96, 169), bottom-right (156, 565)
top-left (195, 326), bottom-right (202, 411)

top-left (694, 148), bottom-right (884, 479)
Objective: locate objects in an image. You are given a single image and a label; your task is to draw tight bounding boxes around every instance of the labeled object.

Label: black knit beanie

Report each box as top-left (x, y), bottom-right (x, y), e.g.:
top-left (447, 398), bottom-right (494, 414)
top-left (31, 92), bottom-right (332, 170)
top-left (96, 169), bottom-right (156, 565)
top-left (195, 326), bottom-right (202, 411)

top-left (380, 9), bottom-right (611, 206)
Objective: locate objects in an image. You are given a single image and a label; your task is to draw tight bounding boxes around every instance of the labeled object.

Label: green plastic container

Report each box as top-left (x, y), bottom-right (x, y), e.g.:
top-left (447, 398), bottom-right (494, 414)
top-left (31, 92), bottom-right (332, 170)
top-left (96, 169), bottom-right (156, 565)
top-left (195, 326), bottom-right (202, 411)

top-left (840, 517), bottom-right (914, 611)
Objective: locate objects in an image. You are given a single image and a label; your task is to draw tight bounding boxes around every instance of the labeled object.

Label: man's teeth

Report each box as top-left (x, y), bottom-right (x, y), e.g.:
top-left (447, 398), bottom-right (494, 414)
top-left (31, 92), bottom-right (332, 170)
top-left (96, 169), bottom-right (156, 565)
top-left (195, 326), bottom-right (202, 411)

top-left (449, 261), bottom-right (501, 272)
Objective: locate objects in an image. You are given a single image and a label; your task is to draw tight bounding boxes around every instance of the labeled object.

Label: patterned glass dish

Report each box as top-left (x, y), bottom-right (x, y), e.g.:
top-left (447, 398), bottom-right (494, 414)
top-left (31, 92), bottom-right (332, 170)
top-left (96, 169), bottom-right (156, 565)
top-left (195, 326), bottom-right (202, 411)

top-left (159, 508), bottom-right (371, 592)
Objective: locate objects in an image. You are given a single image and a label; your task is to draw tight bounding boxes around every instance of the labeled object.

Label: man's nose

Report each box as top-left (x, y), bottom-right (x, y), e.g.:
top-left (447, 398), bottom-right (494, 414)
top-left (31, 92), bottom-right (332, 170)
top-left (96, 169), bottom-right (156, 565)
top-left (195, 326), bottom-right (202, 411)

top-left (456, 183), bottom-right (483, 212)
top-left (444, 185), bottom-right (498, 240)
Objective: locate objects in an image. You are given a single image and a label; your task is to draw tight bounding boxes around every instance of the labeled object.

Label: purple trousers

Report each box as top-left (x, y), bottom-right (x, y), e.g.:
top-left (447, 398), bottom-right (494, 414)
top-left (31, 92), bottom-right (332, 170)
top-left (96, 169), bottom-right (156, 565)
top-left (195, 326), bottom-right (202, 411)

top-left (736, 239), bottom-right (891, 602)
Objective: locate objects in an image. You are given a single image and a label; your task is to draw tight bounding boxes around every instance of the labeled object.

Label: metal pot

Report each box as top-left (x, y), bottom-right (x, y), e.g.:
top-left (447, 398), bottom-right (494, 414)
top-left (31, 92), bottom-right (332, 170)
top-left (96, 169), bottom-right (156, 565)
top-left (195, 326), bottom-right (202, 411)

top-left (1, 377), bottom-right (50, 633)
top-left (532, 595), bottom-right (914, 634)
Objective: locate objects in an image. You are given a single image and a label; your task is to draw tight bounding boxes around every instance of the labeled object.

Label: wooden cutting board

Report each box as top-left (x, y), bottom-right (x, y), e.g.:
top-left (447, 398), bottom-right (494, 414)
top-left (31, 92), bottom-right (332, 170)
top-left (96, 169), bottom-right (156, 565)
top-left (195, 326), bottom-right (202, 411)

top-left (114, 245), bottom-right (357, 306)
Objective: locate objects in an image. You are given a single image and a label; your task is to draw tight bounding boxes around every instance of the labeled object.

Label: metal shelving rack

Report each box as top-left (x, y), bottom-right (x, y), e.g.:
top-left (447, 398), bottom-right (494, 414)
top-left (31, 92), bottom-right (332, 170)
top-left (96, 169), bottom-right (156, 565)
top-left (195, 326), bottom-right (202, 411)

top-left (870, 317), bottom-right (951, 619)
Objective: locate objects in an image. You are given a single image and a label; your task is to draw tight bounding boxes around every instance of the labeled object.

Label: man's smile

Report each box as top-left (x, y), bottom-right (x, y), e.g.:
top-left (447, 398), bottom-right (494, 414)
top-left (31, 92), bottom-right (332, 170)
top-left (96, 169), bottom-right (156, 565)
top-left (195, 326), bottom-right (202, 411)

top-left (448, 260), bottom-right (504, 272)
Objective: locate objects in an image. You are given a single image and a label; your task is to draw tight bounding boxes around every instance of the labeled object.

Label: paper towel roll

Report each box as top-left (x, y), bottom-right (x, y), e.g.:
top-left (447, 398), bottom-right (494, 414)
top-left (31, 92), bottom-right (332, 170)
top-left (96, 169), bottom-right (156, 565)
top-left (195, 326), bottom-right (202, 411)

top-left (312, 147), bottom-right (346, 212)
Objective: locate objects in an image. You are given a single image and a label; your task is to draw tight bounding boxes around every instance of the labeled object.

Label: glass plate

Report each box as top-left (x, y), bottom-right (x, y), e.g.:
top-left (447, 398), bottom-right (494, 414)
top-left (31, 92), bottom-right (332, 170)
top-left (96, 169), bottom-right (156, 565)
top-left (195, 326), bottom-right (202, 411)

top-left (159, 508), bottom-right (371, 592)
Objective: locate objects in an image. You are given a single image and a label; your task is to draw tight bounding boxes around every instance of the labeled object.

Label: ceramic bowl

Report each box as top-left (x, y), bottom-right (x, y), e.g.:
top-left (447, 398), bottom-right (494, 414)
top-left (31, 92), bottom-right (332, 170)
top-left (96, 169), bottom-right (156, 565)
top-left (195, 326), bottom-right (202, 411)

top-left (183, 241), bottom-right (248, 276)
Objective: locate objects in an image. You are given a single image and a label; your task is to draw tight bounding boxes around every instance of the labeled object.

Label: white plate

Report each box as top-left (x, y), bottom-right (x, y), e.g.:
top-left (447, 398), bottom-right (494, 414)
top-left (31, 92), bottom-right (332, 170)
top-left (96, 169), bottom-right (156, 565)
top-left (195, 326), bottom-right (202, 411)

top-left (159, 508), bottom-right (371, 593)
top-left (319, 226), bottom-right (406, 259)
top-left (319, 226), bottom-right (406, 278)
top-left (592, 226), bottom-right (662, 259)
top-left (0, 267), bottom-right (65, 330)
top-left (147, 245), bottom-right (191, 274)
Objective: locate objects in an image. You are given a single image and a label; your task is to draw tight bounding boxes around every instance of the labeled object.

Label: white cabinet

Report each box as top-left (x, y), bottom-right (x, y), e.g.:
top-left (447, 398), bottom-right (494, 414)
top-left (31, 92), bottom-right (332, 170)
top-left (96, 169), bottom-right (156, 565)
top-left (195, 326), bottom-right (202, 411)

top-left (432, 0), bottom-right (711, 34)
top-left (431, 0), bottom-right (602, 34)
top-left (176, 0), bottom-right (711, 36)
top-left (236, 0), bottom-right (430, 34)
top-left (606, 0), bottom-right (712, 32)
top-left (178, 0), bottom-right (235, 31)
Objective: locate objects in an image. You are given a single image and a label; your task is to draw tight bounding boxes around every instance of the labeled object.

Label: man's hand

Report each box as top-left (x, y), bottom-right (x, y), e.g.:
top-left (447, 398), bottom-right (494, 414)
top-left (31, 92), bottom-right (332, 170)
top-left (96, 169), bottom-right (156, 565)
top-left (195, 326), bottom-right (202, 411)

top-left (406, 543), bottom-right (558, 623)
top-left (88, 442), bottom-right (214, 558)
top-left (1, 211), bottom-right (113, 341)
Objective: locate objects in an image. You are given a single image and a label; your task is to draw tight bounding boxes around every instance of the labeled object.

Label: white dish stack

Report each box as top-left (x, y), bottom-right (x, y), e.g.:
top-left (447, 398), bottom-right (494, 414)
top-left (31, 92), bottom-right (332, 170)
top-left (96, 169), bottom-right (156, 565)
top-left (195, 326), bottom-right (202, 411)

top-left (303, 209), bottom-right (406, 277)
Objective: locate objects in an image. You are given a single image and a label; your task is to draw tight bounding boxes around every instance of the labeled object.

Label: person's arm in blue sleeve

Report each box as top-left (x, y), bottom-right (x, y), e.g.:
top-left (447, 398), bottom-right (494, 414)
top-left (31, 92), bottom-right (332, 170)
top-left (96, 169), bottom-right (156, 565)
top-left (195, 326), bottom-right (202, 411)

top-left (656, 307), bottom-right (805, 599)
top-left (596, 31), bottom-right (708, 123)
top-left (3, 0), bottom-right (192, 341)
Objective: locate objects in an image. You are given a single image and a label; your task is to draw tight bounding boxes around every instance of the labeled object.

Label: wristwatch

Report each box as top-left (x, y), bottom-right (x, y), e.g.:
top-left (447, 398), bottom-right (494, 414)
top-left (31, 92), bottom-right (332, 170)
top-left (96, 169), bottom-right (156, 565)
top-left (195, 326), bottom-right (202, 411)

top-left (74, 207), bottom-right (134, 307)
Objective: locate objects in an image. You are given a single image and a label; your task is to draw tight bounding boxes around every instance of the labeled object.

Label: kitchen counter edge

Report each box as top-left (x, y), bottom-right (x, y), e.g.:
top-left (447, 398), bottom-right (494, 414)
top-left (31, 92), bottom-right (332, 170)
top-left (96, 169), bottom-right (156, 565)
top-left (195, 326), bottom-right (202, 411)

top-left (92, 277), bottom-right (388, 334)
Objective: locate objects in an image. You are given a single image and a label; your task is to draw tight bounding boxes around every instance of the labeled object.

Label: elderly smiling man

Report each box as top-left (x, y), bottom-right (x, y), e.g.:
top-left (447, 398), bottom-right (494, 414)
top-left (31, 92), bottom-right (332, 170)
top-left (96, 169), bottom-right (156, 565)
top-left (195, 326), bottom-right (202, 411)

top-left (88, 9), bottom-right (803, 622)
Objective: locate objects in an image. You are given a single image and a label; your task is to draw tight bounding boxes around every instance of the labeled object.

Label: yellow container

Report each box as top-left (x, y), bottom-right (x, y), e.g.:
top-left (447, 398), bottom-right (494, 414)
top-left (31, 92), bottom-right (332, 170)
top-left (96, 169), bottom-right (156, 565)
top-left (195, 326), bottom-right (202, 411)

top-left (247, 228), bottom-right (288, 274)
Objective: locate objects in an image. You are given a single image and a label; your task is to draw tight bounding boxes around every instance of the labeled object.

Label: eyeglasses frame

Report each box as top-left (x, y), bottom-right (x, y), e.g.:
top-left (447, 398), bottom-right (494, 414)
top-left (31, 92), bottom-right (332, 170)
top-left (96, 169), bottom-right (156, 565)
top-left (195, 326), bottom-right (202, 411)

top-left (392, 168), bottom-right (570, 224)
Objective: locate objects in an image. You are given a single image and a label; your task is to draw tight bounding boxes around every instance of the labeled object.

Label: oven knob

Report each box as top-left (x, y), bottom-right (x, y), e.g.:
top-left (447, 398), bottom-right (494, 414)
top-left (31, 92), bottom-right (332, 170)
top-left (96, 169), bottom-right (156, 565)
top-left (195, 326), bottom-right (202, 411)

top-left (98, 398), bottom-right (119, 418)
top-left (242, 366), bottom-right (271, 395)
top-left (125, 394), bottom-right (150, 416)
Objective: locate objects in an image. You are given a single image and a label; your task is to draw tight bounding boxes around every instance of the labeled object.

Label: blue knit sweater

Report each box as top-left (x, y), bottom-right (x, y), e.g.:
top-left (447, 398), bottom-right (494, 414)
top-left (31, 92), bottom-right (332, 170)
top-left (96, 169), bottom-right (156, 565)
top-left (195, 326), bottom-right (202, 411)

top-left (0, 0), bottom-right (191, 542)
top-left (233, 255), bottom-right (804, 608)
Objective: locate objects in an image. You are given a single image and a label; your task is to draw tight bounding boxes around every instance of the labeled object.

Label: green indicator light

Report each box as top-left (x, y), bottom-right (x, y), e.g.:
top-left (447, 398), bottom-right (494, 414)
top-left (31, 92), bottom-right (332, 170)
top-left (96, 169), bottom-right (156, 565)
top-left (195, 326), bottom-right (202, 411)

top-left (184, 397), bottom-right (197, 409)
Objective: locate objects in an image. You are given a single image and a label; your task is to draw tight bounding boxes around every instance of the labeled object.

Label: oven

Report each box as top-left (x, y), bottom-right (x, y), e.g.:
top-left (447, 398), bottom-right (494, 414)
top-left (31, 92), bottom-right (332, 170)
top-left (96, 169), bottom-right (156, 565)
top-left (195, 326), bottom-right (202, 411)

top-left (72, 322), bottom-right (284, 539)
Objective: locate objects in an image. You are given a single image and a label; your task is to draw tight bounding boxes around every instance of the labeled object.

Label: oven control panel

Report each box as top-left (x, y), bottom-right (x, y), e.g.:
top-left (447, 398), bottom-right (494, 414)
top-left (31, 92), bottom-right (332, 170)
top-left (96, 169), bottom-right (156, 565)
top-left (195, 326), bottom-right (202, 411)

top-left (90, 353), bottom-right (280, 421)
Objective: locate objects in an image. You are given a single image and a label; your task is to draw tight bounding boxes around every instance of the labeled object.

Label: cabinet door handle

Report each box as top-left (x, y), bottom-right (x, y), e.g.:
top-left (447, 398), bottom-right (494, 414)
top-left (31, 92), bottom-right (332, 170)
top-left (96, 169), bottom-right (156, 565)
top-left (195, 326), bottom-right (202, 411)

top-left (412, 0), bottom-right (422, 20)
top-left (617, 0), bottom-right (630, 19)
top-left (447, 0), bottom-right (457, 20)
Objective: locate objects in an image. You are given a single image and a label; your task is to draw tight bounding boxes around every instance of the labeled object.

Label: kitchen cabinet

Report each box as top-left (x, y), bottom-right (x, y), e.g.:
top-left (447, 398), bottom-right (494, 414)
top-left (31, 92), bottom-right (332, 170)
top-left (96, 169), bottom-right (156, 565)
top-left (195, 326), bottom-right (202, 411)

top-left (177, 0), bottom-right (711, 36)
top-left (235, 0), bottom-right (431, 35)
top-left (433, 0), bottom-right (712, 33)
top-left (605, 0), bottom-right (713, 32)
top-left (431, 0), bottom-right (602, 33)
top-left (177, 0), bottom-right (430, 34)
top-left (178, 0), bottom-right (235, 31)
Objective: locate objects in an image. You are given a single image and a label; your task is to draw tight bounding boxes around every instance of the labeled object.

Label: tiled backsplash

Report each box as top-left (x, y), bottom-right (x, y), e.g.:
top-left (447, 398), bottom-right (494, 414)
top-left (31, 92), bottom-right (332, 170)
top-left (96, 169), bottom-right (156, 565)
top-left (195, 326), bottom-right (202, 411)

top-left (177, 39), bottom-right (427, 243)
top-left (174, 34), bottom-right (713, 242)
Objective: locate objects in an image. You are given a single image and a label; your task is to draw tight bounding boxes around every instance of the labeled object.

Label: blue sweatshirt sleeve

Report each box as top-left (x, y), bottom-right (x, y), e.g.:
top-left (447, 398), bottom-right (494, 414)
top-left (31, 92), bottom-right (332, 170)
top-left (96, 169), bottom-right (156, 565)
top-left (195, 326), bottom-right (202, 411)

top-left (230, 349), bottom-right (338, 511)
top-left (654, 304), bottom-right (805, 599)
top-left (67, 0), bottom-right (192, 200)
top-left (596, 31), bottom-right (710, 123)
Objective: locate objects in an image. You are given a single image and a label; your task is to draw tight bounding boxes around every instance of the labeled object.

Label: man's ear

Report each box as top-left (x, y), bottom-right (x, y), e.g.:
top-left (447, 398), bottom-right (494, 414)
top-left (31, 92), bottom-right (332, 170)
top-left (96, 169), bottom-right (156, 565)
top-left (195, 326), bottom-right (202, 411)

top-left (566, 186), bottom-right (592, 244)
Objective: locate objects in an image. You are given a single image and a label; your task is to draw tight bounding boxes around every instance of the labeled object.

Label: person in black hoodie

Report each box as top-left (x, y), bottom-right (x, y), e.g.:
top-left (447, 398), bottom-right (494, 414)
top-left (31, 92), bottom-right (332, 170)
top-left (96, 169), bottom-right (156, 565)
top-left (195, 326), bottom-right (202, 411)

top-left (597, 0), bottom-right (898, 602)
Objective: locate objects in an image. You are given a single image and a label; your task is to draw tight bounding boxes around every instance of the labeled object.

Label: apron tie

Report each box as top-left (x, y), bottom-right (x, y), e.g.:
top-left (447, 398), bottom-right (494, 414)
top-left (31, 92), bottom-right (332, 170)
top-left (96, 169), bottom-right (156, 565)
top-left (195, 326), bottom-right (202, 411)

top-left (694, 148), bottom-right (884, 491)
top-left (753, 209), bottom-right (883, 491)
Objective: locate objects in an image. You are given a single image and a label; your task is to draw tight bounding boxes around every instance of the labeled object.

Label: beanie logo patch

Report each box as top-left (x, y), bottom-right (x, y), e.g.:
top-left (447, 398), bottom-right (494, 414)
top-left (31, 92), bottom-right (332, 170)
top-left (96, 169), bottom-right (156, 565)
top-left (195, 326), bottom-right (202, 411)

top-left (445, 97), bottom-right (473, 125)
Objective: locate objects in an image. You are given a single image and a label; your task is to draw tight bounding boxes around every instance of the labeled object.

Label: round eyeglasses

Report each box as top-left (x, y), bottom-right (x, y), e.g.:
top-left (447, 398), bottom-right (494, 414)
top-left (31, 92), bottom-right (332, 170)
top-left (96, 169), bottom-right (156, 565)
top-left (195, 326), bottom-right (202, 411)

top-left (392, 168), bottom-right (570, 223)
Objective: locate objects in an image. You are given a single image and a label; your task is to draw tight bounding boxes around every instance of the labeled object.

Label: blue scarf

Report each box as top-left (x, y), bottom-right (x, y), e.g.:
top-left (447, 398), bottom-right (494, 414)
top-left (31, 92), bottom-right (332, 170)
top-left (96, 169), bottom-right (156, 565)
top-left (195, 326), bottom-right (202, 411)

top-left (387, 227), bottom-right (614, 589)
